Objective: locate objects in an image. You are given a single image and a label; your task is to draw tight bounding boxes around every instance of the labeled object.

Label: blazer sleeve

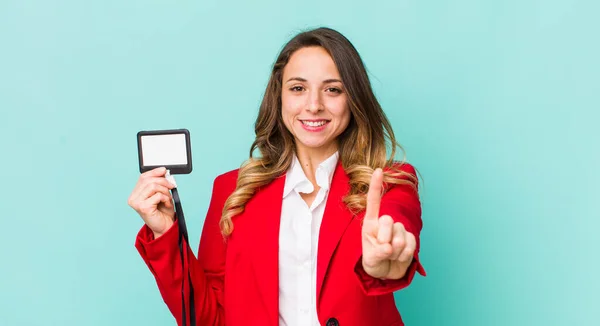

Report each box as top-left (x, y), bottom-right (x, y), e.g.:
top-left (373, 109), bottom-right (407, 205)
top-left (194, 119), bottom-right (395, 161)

top-left (134, 172), bottom-right (236, 325)
top-left (353, 162), bottom-right (426, 295)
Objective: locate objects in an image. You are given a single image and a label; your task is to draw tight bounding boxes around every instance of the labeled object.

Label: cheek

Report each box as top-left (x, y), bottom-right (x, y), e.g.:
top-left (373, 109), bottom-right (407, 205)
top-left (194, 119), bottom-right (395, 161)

top-left (338, 110), bottom-right (351, 132)
top-left (281, 94), bottom-right (291, 118)
top-left (281, 95), bottom-right (303, 117)
top-left (329, 98), bottom-right (351, 125)
top-left (281, 94), bottom-right (300, 131)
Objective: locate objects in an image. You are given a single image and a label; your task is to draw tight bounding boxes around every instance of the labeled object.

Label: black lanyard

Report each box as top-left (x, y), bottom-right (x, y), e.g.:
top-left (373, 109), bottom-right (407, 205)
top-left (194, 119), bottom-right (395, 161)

top-left (172, 187), bottom-right (196, 326)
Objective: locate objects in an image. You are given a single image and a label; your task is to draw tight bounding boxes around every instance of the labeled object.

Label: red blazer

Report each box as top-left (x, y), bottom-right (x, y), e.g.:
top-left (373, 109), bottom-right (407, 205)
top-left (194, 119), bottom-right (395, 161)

top-left (135, 161), bottom-right (425, 326)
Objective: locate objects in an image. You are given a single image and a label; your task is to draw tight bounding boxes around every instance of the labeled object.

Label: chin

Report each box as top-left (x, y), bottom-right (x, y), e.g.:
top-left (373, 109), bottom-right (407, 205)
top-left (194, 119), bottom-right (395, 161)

top-left (296, 137), bottom-right (334, 150)
top-left (291, 125), bottom-right (339, 151)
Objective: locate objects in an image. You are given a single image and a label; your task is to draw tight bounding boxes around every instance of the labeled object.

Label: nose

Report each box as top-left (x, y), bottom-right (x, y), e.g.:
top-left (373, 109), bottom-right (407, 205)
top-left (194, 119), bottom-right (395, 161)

top-left (306, 89), bottom-right (323, 114)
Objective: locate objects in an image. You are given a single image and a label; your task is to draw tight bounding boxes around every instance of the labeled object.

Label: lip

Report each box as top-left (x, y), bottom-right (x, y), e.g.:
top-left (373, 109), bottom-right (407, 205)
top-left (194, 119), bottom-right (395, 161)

top-left (298, 119), bottom-right (330, 132)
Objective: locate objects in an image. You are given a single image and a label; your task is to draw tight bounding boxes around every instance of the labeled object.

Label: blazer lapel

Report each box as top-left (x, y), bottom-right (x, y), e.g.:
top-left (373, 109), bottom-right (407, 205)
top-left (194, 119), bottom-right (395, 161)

top-left (248, 173), bottom-right (285, 326)
top-left (246, 162), bottom-right (353, 323)
top-left (316, 161), bottom-right (353, 302)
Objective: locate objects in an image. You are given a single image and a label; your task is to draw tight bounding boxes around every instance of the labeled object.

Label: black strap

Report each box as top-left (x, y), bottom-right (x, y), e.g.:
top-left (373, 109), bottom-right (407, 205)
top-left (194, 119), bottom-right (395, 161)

top-left (172, 187), bottom-right (196, 326)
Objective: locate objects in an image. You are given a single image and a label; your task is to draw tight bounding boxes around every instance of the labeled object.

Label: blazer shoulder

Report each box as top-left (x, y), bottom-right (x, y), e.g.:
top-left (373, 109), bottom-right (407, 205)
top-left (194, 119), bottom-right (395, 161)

top-left (388, 160), bottom-right (417, 176)
top-left (386, 161), bottom-right (420, 190)
top-left (213, 168), bottom-right (239, 195)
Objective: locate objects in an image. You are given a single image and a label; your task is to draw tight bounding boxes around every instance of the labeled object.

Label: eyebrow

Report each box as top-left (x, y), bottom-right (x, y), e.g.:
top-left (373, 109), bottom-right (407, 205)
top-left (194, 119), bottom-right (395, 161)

top-left (285, 77), bottom-right (343, 84)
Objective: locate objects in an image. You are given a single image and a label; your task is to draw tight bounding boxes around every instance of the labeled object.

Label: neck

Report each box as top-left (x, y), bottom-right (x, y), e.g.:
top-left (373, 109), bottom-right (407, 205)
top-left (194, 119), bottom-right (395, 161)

top-left (294, 142), bottom-right (339, 185)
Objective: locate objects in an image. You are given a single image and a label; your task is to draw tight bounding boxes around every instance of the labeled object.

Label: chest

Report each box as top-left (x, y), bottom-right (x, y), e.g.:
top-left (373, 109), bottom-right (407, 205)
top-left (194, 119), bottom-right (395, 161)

top-left (301, 192), bottom-right (316, 207)
top-left (224, 184), bottom-right (359, 275)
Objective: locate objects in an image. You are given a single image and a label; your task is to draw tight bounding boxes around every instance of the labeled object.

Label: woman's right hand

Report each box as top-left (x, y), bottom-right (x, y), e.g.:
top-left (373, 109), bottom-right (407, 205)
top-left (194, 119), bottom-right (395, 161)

top-left (128, 167), bottom-right (176, 239)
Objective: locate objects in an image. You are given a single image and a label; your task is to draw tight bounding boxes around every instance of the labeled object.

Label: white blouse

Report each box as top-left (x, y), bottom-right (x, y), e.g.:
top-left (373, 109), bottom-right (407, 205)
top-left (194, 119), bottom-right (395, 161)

top-left (278, 151), bottom-right (339, 326)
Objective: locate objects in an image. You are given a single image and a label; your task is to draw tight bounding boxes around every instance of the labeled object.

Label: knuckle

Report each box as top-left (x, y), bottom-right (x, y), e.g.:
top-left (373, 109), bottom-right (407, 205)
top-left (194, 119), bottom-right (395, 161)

top-left (149, 184), bottom-right (160, 193)
top-left (394, 238), bottom-right (406, 248)
top-left (137, 180), bottom-right (147, 190)
top-left (128, 199), bottom-right (138, 208)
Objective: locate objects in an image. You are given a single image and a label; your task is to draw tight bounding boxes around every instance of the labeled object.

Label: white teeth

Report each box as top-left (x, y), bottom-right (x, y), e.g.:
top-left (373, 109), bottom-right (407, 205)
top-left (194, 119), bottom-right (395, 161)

top-left (302, 120), bottom-right (327, 127)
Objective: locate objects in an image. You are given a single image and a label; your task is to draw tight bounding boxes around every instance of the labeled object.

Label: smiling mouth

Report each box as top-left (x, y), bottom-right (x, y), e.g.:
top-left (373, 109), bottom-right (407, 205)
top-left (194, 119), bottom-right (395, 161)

top-left (300, 119), bottom-right (330, 127)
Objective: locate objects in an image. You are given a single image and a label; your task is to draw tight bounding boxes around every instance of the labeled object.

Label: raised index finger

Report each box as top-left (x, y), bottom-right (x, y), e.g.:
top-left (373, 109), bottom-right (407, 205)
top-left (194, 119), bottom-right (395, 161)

top-left (365, 168), bottom-right (383, 220)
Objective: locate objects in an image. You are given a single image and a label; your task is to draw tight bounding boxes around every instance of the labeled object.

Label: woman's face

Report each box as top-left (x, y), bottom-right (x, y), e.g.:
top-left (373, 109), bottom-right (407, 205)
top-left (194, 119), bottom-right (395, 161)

top-left (281, 46), bottom-right (351, 156)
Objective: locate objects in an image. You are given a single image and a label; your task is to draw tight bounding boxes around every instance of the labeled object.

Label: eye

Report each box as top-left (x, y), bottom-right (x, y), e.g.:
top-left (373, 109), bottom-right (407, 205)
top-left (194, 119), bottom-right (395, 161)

top-left (290, 86), bottom-right (304, 92)
top-left (326, 87), bottom-right (342, 93)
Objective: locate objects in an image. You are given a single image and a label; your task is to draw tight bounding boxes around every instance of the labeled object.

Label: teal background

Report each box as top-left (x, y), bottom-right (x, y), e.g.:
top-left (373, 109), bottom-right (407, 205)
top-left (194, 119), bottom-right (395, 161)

top-left (1, 0), bottom-right (598, 325)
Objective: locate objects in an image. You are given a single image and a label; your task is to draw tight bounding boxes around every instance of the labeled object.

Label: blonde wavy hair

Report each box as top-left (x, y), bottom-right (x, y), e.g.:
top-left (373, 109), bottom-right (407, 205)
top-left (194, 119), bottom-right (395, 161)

top-left (219, 27), bottom-right (419, 237)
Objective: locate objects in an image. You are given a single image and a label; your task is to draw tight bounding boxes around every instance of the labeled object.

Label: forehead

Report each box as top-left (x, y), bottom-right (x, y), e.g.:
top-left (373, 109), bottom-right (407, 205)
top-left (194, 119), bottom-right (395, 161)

top-left (283, 46), bottom-right (341, 80)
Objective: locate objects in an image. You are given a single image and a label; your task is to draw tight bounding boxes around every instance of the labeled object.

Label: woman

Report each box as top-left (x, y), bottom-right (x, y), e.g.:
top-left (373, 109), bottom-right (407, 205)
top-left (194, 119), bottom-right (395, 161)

top-left (128, 27), bottom-right (425, 326)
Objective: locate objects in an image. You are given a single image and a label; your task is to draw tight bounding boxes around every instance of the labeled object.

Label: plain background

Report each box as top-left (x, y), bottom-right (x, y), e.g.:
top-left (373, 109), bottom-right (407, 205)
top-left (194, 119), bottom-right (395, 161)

top-left (1, 0), bottom-right (598, 325)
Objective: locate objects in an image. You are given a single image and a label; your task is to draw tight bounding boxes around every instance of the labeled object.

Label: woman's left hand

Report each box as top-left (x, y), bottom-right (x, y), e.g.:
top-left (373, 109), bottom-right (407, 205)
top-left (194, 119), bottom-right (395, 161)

top-left (361, 168), bottom-right (416, 280)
